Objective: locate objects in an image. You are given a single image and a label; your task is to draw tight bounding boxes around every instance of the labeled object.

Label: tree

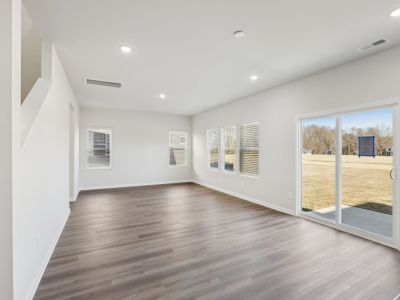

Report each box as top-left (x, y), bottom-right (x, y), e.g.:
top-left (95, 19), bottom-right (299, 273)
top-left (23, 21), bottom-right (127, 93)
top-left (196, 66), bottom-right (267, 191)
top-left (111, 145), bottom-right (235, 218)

top-left (303, 125), bottom-right (335, 154)
top-left (304, 123), bottom-right (392, 157)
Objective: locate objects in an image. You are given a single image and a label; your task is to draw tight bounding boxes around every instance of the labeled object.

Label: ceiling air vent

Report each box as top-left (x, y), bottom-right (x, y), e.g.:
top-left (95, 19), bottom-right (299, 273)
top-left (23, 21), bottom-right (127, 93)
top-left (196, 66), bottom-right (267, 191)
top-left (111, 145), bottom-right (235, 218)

top-left (85, 78), bottom-right (122, 88)
top-left (359, 39), bottom-right (389, 52)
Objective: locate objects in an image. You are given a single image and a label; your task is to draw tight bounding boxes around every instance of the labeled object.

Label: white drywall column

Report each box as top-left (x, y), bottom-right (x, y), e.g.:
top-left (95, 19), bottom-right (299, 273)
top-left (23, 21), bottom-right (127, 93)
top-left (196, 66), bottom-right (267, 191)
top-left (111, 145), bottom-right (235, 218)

top-left (0, 0), bottom-right (21, 299)
top-left (0, 1), bottom-right (14, 297)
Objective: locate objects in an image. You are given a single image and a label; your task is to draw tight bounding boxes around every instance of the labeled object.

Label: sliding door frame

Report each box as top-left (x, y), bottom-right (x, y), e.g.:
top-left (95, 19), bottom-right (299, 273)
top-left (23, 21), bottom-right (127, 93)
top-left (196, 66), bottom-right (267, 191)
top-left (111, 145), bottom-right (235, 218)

top-left (296, 99), bottom-right (400, 250)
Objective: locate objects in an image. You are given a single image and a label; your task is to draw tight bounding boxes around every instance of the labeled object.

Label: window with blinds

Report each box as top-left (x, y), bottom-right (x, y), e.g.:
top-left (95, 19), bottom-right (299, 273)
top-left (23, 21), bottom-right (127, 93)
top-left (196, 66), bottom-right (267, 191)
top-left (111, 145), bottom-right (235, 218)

top-left (169, 132), bottom-right (187, 166)
top-left (87, 129), bottom-right (112, 169)
top-left (240, 123), bottom-right (260, 176)
top-left (207, 129), bottom-right (219, 169)
top-left (222, 126), bottom-right (237, 172)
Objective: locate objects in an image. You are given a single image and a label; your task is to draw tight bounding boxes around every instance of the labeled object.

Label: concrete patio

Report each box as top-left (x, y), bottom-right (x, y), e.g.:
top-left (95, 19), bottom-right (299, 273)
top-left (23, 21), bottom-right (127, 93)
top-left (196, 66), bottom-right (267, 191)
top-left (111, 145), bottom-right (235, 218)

top-left (309, 205), bottom-right (392, 238)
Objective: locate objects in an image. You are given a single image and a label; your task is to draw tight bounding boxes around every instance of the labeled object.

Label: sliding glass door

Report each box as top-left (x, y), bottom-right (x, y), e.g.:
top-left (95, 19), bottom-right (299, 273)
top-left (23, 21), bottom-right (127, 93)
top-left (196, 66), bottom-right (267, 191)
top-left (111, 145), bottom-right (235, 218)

top-left (301, 116), bottom-right (336, 221)
top-left (300, 105), bottom-right (398, 244)
top-left (341, 108), bottom-right (394, 238)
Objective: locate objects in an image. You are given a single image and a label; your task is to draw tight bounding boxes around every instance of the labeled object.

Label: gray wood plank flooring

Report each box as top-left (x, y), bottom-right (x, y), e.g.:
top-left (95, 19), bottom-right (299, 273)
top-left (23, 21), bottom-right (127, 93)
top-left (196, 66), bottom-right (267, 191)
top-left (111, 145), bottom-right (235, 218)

top-left (34, 183), bottom-right (400, 300)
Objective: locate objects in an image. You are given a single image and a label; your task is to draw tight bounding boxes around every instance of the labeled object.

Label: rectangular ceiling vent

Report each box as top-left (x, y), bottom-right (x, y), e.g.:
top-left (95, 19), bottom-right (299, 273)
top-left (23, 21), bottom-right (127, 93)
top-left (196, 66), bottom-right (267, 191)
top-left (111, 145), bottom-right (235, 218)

top-left (85, 78), bottom-right (122, 88)
top-left (359, 39), bottom-right (389, 52)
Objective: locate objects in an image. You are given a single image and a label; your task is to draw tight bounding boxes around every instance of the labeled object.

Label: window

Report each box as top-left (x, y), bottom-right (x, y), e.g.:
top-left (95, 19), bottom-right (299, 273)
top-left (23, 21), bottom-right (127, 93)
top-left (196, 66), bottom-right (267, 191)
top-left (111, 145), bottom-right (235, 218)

top-left (221, 126), bottom-right (237, 171)
top-left (207, 129), bottom-right (219, 169)
top-left (86, 129), bottom-right (112, 169)
top-left (169, 132), bottom-right (187, 166)
top-left (240, 123), bottom-right (260, 176)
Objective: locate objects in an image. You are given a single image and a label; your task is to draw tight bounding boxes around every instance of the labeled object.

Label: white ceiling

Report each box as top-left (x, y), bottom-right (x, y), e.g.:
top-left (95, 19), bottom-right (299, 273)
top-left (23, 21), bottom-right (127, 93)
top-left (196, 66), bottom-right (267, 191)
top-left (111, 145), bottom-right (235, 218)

top-left (24, 0), bottom-right (400, 115)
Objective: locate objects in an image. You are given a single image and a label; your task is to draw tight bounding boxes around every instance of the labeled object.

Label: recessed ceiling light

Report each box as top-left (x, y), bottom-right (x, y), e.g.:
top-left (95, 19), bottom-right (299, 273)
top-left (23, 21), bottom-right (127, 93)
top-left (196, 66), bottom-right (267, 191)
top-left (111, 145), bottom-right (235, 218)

top-left (390, 8), bottom-right (400, 17)
top-left (120, 46), bottom-right (132, 53)
top-left (233, 31), bottom-right (245, 38)
top-left (250, 75), bottom-right (259, 81)
top-left (159, 94), bottom-right (166, 99)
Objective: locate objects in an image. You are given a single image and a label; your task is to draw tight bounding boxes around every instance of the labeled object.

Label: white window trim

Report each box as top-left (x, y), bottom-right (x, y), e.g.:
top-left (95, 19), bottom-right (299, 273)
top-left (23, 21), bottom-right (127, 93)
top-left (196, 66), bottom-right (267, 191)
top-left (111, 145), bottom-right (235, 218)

top-left (239, 122), bottom-right (260, 178)
top-left (169, 131), bottom-right (188, 167)
top-left (207, 128), bottom-right (220, 171)
top-left (240, 121), bottom-right (260, 127)
top-left (206, 123), bottom-right (261, 178)
top-left (86, 127), bottom-right (113, 170)
top-left (240, 173), bottom-right (260, 179)
top-left (221, 125), bottom-right (237, 174)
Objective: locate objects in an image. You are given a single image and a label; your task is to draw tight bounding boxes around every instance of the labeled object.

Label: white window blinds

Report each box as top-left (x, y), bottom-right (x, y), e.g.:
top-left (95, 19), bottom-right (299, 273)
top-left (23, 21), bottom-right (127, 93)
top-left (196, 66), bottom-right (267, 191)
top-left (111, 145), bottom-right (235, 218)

top-left (222, 126), bottom-right (237, 171)
top-left (87, 129), bottom-right (112, 169)
top-left (169, 132), bottom-right (187, 166)
top-left (240, 123), bottom-right (260, 176)
top-left (207, 129), bottom-right (219, 169)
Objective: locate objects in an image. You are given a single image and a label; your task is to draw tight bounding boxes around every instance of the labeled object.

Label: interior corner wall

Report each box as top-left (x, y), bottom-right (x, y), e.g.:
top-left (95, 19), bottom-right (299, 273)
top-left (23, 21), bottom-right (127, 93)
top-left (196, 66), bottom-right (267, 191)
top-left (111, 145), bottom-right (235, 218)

top-left (79, 108), bottom-right (192, 190)
top-left (192, 46), bottom-right (400, 214)
top-left (13, 47), bottom-right (79, 300)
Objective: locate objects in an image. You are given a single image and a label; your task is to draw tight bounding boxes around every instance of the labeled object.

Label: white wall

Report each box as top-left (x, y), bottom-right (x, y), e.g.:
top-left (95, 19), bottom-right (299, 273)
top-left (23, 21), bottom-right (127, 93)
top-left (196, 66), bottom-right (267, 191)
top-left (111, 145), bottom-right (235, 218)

top-left (21, 5), bottom-right (41, 102)
top-left (79, 108), bottom-right (192, 190)
top-left (193, 46), bottom-right (400, 214)
top-left (13, 47), bottom-right (79, 300)
top-left (0, 0), bottom-right (21, 299)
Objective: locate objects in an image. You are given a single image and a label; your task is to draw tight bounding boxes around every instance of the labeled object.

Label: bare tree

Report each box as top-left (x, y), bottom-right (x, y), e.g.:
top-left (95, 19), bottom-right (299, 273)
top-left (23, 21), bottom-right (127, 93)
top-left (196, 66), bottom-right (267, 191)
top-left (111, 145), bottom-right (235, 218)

top-left (305, 123), bottom-right (392, 156)
top-left (303, 125), bottom-right (335, 154)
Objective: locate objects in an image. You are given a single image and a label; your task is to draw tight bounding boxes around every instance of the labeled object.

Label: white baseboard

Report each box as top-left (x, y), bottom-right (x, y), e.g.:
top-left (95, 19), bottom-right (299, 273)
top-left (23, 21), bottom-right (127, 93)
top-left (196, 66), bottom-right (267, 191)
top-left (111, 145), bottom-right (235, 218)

top-left (26, 209), bottom-right (70, 300)
top-left (193, 180), bottom-right (296, 216)
top-left (69, 189), bottom-right (80, 202)
top-left (79, 180), bottom-right (193, 192)
top-left (73, 188), bottom-right (80, 201)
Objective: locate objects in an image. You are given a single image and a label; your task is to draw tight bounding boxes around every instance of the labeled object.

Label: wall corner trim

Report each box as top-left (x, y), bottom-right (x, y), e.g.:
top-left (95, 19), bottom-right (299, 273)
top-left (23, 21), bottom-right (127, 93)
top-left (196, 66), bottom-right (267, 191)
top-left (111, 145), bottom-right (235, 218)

top-left (26, 209), bottom-right (70, 300)
top-left (193, 180), bottom-right (296, 216)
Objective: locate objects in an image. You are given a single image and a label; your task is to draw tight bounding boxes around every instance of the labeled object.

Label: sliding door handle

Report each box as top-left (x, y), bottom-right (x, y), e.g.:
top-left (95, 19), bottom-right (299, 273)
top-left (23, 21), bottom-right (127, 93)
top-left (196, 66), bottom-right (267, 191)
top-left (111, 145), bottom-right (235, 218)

top-left (390, 168), bottom-right (396, 182)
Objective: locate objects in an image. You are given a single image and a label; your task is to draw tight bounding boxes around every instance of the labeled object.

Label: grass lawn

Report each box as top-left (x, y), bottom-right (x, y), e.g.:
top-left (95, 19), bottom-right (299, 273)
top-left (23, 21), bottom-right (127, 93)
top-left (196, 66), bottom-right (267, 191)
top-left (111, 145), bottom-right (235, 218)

top-left (302, 154), bottom-right (393, 215)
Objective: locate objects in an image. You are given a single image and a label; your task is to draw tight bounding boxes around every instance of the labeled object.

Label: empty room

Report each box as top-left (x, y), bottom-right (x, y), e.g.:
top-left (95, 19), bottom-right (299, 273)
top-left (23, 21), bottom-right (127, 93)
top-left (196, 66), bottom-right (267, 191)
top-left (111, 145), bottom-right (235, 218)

top-left (2, 0), bottom-right (400, 299)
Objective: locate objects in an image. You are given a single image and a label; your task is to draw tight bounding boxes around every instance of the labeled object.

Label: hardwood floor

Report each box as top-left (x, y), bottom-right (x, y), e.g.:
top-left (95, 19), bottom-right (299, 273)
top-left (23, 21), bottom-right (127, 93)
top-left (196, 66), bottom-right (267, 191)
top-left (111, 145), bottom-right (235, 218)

top-left (34, 183), bottom-right (400, 300)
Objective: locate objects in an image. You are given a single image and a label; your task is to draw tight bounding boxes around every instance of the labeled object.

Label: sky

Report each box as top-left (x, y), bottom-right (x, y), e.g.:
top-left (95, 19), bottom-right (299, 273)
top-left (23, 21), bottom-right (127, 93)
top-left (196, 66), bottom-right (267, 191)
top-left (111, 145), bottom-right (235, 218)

top-left (302, 107), bottom-right (393, 130)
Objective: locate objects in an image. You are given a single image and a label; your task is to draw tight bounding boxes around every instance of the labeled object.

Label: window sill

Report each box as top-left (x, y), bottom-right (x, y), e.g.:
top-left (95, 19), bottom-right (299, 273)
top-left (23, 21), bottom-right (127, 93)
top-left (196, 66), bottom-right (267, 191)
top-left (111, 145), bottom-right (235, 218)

top-left (240, 173), bottom-right (260, 179)
top-left (222, 170), bottom-right (237, 175)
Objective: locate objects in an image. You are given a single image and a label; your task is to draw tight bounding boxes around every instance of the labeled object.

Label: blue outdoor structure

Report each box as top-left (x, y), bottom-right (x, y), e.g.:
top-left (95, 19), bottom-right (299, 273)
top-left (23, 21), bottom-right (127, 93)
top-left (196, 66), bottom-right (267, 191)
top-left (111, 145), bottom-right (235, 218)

top-left (358, 136), bottom-right (375, 158)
